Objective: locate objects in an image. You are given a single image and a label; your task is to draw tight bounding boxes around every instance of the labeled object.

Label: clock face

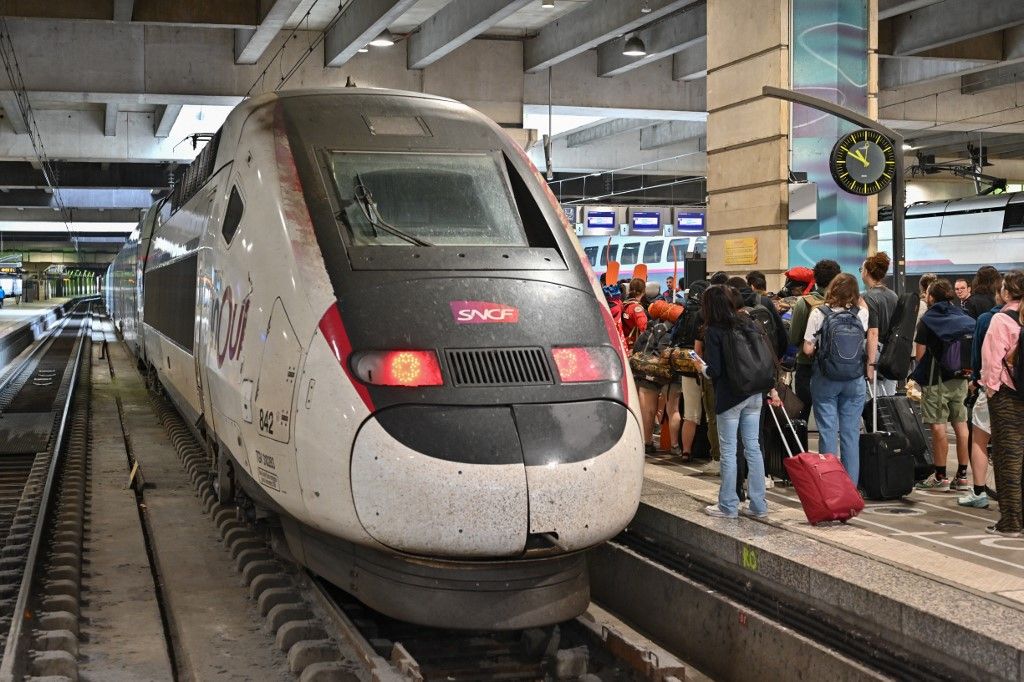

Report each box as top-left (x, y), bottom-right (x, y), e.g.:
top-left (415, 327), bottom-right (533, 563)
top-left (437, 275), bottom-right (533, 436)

top-left (829, 129), bottom-right (896, 196)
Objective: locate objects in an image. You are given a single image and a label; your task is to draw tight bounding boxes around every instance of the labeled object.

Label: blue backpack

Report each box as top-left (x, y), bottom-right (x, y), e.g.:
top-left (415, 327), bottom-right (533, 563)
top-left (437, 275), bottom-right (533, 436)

top-left (815, 307), bottom-right (866, 381)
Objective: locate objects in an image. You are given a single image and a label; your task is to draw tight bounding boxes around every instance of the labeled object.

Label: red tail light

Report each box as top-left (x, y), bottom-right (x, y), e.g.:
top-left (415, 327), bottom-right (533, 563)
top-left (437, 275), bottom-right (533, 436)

top-left (352, 350), bottom-right (444, 387)
top-left (551, 346), bottom-right (618, 383)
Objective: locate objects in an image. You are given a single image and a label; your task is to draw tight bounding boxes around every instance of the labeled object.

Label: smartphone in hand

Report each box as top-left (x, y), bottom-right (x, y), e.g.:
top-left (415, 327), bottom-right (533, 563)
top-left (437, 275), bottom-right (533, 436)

top-left (687, 349), bottom-right (706, 367)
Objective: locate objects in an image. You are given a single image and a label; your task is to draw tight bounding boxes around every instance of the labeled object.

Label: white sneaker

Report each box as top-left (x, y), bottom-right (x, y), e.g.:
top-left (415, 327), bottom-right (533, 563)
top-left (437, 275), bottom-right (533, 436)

top-left (700, 460), bottom-right (720, 476)
top-left (765, 475), bottom-right (775, 489)
top-left (914, 473), bottom-right (950, 492)
top-left (740, 506), bottom-right (769, 519)
top-left (705, 504), bottom-right (738, 519)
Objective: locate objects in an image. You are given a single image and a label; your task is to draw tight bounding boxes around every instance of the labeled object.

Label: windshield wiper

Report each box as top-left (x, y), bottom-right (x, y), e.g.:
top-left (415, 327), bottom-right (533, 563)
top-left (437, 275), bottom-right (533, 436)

top-left (352, 174), bottom-right (433, 247)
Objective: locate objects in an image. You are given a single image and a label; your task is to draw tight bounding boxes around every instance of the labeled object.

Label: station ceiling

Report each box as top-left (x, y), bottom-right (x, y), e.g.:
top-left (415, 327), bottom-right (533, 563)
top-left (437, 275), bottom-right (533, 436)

top-left (1, 0), bottom-right (1024, 256)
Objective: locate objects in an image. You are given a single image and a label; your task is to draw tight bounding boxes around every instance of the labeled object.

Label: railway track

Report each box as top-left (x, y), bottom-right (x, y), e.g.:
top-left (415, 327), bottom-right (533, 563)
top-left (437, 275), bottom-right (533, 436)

top-left (0, 299), bottom-right (95, 680)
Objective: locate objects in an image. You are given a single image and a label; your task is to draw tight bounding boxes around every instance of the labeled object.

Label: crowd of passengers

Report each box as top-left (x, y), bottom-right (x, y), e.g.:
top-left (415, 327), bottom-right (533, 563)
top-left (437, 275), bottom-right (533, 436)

top-left (601, 257), bottom-right (1024, 537)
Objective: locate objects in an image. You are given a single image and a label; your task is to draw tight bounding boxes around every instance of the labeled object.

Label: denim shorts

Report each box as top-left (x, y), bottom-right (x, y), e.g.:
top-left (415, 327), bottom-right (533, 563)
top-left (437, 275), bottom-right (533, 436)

top-left (921, 378), bottom-right (968, 424)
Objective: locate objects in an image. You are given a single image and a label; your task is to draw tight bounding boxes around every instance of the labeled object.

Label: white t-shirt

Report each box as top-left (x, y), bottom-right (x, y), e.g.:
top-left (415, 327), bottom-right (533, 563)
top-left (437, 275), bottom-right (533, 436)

top-left (803, 305), bottom-right (869, 347)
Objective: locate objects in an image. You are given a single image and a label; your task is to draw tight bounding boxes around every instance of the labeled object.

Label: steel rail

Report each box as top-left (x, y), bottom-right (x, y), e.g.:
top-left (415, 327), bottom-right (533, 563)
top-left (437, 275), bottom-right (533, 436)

top-left (0, 299), bottom-right (94, 681)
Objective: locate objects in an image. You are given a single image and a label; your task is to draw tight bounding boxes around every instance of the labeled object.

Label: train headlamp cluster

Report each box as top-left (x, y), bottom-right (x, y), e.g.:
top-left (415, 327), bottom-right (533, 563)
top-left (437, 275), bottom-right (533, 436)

top-left (350, 346), bottom-right (619, 387)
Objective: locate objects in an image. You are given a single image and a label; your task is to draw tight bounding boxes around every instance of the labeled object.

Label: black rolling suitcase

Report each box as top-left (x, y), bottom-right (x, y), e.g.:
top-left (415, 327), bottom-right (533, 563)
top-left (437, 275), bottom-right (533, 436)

top-left (760, 404), bottom-right (806, 481)
top-left (864, 386), bottom-right (933, 481)
top-left (860, 375), bottom-right (915, 499)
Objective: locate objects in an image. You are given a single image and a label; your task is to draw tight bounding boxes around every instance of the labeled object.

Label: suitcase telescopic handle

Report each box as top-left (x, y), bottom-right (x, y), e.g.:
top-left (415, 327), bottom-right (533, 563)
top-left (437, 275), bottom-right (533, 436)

top-left (868, 360), bottom-right (878, 432)
top-left (766, 402), bottom-right (800, 458)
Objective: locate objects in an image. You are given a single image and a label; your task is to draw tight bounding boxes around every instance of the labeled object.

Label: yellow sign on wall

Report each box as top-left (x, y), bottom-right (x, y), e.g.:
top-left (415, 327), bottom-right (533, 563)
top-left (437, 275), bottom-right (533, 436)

top-left (724, 237), bottom-right (758, 266)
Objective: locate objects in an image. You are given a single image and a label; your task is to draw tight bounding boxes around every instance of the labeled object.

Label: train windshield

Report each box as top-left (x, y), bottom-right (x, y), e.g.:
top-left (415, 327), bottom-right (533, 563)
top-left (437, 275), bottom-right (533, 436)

top-left (328, 151), bottom-right (528, 247)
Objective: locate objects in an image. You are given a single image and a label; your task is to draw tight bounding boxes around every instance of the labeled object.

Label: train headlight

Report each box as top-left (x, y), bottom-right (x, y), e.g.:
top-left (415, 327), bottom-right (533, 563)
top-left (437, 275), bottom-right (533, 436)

top-left (550, 346), bottom-right (620, 383)
top-left (351, 350), bottom-right (444, 387)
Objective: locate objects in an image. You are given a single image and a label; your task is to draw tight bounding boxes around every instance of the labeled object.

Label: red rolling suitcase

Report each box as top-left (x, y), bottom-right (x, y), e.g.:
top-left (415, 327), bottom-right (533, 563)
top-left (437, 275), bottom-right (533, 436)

top-left (768, 407), bottom-right (864, 525)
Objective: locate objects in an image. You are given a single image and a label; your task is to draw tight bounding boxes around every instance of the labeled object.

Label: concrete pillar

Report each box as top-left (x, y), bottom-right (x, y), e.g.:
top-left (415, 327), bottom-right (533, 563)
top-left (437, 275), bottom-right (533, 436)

top-left (704, 0), bottom-right (791, 288)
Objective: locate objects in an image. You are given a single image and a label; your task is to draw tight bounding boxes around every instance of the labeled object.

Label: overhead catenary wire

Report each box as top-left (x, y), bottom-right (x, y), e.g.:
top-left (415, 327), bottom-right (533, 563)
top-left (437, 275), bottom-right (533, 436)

top-left (0, 17), bottom-right (77, 250)
top-left (245, 0), bottom-right (356, 98)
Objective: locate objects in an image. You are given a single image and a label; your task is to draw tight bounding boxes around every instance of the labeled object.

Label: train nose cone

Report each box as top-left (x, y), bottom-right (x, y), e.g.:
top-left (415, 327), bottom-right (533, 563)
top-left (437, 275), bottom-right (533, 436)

top-left (349, 401), bottom-right (644, 558)
top-left (350, 406), bottom-right (530, 557)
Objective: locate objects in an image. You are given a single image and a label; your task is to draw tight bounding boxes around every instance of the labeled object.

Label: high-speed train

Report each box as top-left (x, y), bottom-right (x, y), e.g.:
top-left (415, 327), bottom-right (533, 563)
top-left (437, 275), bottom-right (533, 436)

top-left (105, 89), bottom-right (644, 629)
top-left (878, 193), bottom-right (1024, 275)
top-left (577, 233), bottom-right (707, 282)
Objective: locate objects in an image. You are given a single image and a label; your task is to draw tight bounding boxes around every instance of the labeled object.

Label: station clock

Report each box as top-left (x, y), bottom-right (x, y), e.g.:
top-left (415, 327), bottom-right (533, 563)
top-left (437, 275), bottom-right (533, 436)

top-left (829, 129), bottom-right (897, 196)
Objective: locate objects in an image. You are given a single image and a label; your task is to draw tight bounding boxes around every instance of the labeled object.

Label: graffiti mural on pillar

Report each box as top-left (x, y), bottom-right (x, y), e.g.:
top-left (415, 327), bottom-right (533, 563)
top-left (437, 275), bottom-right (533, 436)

top-left (788, 0), bottom-right (869, 274)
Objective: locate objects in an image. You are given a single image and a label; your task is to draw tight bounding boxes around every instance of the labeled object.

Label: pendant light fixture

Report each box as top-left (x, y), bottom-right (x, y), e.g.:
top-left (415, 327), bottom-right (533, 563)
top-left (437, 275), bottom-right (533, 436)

top-left (622, 35), bottom-right (647, 57)
top-left (541, 0), bottom-right (555, 8)
top-left (369, 30), bottom-right (395, 47)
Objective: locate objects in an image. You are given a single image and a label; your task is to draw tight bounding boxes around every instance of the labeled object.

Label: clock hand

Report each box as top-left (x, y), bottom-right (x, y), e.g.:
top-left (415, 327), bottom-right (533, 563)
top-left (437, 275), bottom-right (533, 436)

top-left (849, 149), bottom-right (869, 167)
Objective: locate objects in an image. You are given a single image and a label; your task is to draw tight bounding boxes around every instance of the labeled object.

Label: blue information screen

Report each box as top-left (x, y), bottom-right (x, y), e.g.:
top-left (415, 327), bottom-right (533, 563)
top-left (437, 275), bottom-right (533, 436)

top-left (632, 211), bottom-right (661, 232)
top-left (676, 212), bottom-right (705, 234)
top-left (586, 211), bottom-right (617, 231)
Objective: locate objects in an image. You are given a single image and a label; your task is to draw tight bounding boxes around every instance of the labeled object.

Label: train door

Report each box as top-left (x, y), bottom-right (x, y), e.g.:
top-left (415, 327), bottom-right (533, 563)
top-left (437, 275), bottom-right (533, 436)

top-left (192, 185), bottom-right (220, 436)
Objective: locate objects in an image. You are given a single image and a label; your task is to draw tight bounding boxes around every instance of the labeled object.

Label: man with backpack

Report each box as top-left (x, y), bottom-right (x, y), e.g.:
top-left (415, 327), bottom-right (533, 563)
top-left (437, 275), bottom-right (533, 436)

top-left (912, 279), bottom-right (975, 491)
top-left (788, 259), bottom-right (842, 420)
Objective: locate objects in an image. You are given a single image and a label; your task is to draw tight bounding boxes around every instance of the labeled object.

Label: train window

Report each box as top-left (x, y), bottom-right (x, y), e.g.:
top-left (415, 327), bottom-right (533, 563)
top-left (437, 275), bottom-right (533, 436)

top-left (329, 151), bottom-right (528, 247)
top-left (583, 246), bottom-right (598, 266)
top-left (667, 238), bottom-right (689, 261)
top-left (1004, 203), bottom-right (1024, 232)
top-left (620, 242), bottom-right (639, 265)
top-left (600, 245), bottom-right (618, 265)
top-left (694, 237), bottom-right (708, 256)
top-left (222, 187), bottom-right (243, 244)
top-left (642, 240), bottom-right (664, 264)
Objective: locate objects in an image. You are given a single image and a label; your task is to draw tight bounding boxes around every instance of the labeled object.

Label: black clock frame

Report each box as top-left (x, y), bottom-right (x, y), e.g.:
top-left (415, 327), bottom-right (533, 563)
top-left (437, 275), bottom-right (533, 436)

top-left (829, 128), bottom-right (897, 196)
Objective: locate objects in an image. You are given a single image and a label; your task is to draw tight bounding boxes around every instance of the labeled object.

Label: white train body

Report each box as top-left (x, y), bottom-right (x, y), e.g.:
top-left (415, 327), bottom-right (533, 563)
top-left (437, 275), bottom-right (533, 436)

top-left (877, 193), bottom-right (1024, 275)
top-left (106, 89), bottom-right (644, 629)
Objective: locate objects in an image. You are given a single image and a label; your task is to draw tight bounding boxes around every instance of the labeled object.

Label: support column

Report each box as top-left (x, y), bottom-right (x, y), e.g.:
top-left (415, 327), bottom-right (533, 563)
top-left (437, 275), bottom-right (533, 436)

top-left (705, 0), bottom-right (791, 287)
top-left (786, 0), bottom-right (872, 274)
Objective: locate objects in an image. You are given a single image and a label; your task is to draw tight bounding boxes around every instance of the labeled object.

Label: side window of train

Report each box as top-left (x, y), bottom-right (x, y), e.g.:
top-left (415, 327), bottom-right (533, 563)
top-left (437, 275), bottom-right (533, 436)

top-left (642, 240), bottom-right (664, 264)
top-left (1004, 203), bottom-right (1024, 231)
top-left (222, 186), bottom-right (244, 244)
top-left (667, 238), bottom-right (689, 261)
top-left (620, 242), bottom-right (640, 265)
top-left (584, 246), bottom-right (598, 266)
top-left (600, 244), bottom-right (618, 266)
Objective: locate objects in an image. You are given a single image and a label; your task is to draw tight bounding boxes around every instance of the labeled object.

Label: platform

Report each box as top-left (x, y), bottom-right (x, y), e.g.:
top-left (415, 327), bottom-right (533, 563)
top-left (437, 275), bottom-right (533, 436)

top-left (628, 455), bottom-right (1024, 679)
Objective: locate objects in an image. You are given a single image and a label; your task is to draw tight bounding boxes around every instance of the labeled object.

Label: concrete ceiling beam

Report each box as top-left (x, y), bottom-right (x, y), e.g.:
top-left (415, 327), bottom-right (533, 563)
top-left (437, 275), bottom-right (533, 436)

top-left (0, 91), bottom-right (243, 108)
top-left (596, 3), bottom-right (705, 78)
top-left (153, 104), bottom-right (182, 138)
top-left (639, 120), bottom-right (706, 150)
top-left (408, 0), bottom-right (532, 70)
top-left (890, 0), bottom-right (1024, 55)
top-left (234, 0), bottom-right (304, 65)
top-left (0, 0), bottom-right (258, 27)
top-left (0, 92), bottom-right (28, 135)
top-left (879, 55), bottom-right (997, 89)
top-left (104, 103), bottom-right (118, 137)
top-left (672, 40), bottom-right (706, 81)
top-left (524, 0), bottom-right (700, 73)
top-left (113, 0), bottom-right (134, 21)
top-left (565, 119), bottom-right (654, 148)
top-left (324, 0), bottom-right (418, 68)
top-left (0, 162), bottom-right (180, 189)
top-left (878, 0), bottom-right (942, 21)
top-left (0, 208), bottom-right (144, 223)
top-left (961, 61), bottom-right (1024, 94)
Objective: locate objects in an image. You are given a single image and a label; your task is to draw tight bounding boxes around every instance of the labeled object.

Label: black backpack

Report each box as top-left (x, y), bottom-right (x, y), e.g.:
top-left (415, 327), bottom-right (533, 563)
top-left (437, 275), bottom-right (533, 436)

top-left (722, 320), bottom-right (776, 395)
top-left (671, 305), bottom-right (702, 348)
top-left (743, 302), bottom-right (778, 353)
top-left (1000, 310), bottom-right (1024, 397)
top-left (632, 321), bottom-right (673, 357)
top-left (878, 293), bottom-right (919, 380)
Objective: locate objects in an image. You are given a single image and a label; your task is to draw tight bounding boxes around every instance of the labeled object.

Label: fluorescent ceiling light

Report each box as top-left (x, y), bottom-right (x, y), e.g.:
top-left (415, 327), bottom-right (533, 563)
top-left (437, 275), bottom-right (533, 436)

top-left (622, 35), bottom-right (647, 57)
top-left (358, 47), bottom-right (369, 53)
top-left (541, 0), bottom-right (555, 8)
top-left (0, 222), bottom-right (137, 233)
top-left (369, 30), bottom-right (395, 47)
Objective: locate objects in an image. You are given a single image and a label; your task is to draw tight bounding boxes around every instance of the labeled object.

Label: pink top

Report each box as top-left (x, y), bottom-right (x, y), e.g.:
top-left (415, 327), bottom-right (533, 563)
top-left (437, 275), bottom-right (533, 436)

top-left (981, 300), bottom-right (1021, 395)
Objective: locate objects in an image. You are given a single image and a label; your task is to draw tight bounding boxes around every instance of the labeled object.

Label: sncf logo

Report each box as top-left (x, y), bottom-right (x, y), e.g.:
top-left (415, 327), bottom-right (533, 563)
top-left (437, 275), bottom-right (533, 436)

top-left (450, 300), bottom-right (519, 324)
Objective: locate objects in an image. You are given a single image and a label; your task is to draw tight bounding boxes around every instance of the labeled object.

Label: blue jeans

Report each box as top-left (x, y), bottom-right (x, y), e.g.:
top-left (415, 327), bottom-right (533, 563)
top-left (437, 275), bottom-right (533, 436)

top-left (810, 371), bottom-right (866, 485)
top-left (716, 394), bottom-right (767, 516)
